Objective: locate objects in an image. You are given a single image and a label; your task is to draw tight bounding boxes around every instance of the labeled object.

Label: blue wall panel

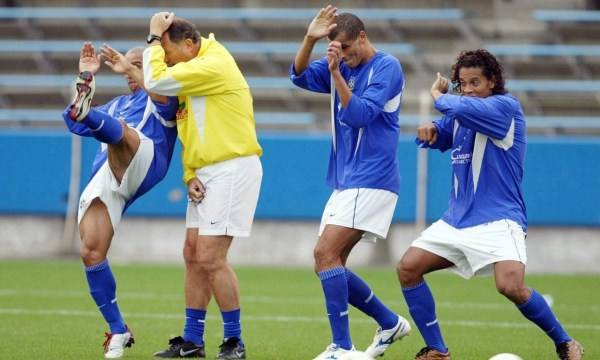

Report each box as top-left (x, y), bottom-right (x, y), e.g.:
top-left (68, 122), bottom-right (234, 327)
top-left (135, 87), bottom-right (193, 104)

top-left (0, 131), bottom-right (71, 214)
top-left (1, 130), bottom-right (599, 226)
top-left (523, 138), bottom-right (600, 225)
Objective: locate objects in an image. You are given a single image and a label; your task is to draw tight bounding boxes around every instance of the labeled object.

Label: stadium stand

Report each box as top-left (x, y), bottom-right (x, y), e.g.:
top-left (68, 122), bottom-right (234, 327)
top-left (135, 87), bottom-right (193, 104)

top-left (0, 1), bottom-right (598, 133)
top-left (487, 43), bottom-right (600, 56)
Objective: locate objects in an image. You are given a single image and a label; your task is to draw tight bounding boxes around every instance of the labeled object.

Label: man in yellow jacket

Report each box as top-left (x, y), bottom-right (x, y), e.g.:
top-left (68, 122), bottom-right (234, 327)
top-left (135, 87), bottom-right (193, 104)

top-left (144, 12), bottom-right (262, 360)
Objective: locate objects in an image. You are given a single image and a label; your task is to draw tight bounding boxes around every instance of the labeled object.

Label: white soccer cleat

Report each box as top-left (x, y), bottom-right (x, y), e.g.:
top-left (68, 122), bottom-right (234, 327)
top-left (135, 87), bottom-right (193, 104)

top-left (313, 343), bottom-right (356, 360)
top-left (364, 315), bottom-right (411, 358)
top-left (69, 70), bottom-right (95, 121)
top-left (103, 326), bottom-right (134, 359)
top-left (338, 350), bottom-right (375, 360)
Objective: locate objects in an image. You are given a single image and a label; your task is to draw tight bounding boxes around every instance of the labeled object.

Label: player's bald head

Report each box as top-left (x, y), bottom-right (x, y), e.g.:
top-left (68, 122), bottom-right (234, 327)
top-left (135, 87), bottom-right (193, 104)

top-left (125, 47), bottom-right (144, 61)
top-left (124, 47), bottom-right (145, 93)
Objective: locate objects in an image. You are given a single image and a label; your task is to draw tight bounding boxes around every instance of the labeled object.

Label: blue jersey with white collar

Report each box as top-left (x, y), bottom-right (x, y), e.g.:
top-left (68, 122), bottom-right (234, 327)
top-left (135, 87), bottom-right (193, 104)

top-left (418, 93), bottom-right (527, 230)
top-left (63, 89), bottom-right (178, 208)
top-left (290, 51), bottom-right (404, 194)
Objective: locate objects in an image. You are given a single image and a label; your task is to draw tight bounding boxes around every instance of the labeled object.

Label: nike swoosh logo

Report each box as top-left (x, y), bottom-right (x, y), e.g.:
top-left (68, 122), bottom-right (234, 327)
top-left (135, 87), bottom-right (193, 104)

top-left (210, 221), bottom-right (219, 225)
top-left (235, 350), bottom-right (245, 357)
top-left (180, 348), bottom-right (199, 356)
top-left (378, 326), bottom-right (400, 346)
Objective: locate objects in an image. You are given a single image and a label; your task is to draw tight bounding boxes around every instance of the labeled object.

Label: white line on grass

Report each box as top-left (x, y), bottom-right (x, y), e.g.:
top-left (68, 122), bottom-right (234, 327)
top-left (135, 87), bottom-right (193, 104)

top-left (0, 307), bottom-right (599, 331)
top-left (0, 288), bottom-right (598, 312)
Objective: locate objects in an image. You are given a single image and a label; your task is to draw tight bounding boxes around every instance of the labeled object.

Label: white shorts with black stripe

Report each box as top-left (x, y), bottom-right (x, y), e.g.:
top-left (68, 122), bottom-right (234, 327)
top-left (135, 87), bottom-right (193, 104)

top-left (411, 219), bottom-right (527, 279)
top-left (318, 188), bottom-right (398, 242)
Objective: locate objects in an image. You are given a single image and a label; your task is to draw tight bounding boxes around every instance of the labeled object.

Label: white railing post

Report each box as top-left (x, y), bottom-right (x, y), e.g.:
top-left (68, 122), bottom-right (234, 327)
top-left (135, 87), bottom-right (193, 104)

top-left (61, 134), bottom-right (81, 255)
top-left (415, 90), bottom-right (431, 232)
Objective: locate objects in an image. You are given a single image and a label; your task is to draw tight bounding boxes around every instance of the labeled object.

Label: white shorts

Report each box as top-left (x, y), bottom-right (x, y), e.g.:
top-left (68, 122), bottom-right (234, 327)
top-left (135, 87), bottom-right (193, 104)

top-left (186, 155), bottom-right (262, 237)
top-left (318, 188), bottom-right (398, 242)
top-left (411, 219), bottom-right (527, 279)
top-left (78, 130), bottom-right (154, 230)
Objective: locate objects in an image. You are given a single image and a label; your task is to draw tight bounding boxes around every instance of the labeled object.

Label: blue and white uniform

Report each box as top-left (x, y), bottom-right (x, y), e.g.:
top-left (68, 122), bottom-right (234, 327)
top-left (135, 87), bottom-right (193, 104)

top-left (62, 88), bottom-right (178, 228)
top-left (413, 92), bottom-right (528, 278)
top-left (291, 51), bottom-right (404, 240)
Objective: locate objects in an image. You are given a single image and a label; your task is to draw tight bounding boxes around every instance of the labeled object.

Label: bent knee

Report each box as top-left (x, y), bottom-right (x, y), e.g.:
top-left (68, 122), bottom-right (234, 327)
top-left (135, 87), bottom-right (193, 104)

top-left (183, 244), bottom-right (196, 264)
top-left (396, 258), bottom-right (423, 286)
top-left (196, 256), bottom-right (226, 274)
top-left (496, 282), bottom-right (529, 302)
top-left (79, 246), bottom-right (106, 266)
top-left (313, 247), bottom-right (340, 271)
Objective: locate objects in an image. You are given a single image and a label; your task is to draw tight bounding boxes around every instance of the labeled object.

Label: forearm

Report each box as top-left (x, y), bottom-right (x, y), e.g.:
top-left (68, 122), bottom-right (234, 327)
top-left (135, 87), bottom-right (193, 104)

top-left (293, 36), bottom-right (318, 75)
top-left (431, 89), bottom-right (443, 101)
top-left (124, 64), bottom-right (169, 104)
top-left (331, 70), bottom-right (352, 107)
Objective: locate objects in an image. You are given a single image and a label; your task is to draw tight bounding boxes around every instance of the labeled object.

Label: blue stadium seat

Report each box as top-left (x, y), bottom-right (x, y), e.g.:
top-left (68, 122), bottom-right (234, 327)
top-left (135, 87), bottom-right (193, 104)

top-left (507, 79), bottom-right (600, 92)
top-left (0, 108), bottom-right (315, 127)
top-left (400, 114), bottom-right (600, 129)
top-left (0, 109), bottom-right (59, 122)
top-left (0, 74), bottom-right (297, 90)
top-left (2, 108), bottom-right (599, 130)
top-left (0, 40), bottom-right (414, 56)
top-left (3, 74), bottom-right (599, 93)
top-left (487, 44), bottom-right (600, 57)
top-left (0, 7), bottom-right (463, 21)
top-left (533, 10), bottom-right (600, 22)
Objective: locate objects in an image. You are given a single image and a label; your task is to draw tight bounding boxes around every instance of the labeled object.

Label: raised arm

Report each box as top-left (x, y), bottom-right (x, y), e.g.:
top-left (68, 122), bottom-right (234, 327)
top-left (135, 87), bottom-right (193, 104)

top-left (434, 94), bottom-right (516, 139)
top-left (293, 5), bottom-right (337, 75)
top-left (100, 44), bottom-right (169, 104)
top-left (78, 41), bottom-right (102, 75)
top-left (336, 57), bottom-right (403, 128)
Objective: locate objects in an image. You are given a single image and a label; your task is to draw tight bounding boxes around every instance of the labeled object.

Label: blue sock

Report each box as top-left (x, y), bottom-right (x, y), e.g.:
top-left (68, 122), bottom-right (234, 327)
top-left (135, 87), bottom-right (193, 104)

top-left (84, 259), bottom-right (126, 334)
top-left (83, 108), bottom-right (124, 144)
top-left (402, 281), bottom-right (447, 353)
top-left (221, 309), bottom-right (243, 344)
top-left (346, 268), bottom-right (398, 330)
top-left (318, 266), bottom-right (352, 350)
top-left (183, 308), bottom-right (206, 346)
top-left (517, 289), bottom-right (571, 345)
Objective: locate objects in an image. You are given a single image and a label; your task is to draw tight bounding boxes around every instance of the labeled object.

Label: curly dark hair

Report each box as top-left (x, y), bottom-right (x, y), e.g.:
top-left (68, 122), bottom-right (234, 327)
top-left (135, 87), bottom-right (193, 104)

top-left (450, 49), bottom-right (506, 94)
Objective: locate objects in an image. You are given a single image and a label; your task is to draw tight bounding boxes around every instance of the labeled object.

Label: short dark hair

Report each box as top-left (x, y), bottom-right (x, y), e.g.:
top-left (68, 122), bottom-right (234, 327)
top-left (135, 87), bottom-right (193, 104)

top-left (328, 12), bottom-right (365, 41)
top-left (166, 17), bottom-right (201, 44)
top-left (451, 49), bottom-right (506, 94)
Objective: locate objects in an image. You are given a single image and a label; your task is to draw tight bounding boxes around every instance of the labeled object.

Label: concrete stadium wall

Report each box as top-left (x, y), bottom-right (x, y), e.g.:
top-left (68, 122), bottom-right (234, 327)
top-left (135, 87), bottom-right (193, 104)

top-left (1, 216), bottom-right (599, 273)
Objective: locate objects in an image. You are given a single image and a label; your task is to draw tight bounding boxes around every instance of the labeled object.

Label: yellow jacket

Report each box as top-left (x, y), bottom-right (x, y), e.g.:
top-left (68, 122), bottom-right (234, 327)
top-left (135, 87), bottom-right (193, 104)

top-left (143, 33), bottom-right (262, 183)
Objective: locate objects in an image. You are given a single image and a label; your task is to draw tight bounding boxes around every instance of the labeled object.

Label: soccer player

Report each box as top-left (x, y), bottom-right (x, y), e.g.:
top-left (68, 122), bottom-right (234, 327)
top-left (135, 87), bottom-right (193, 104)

top-left (290, 6), bottom-right (410, 360)
top-left (397, 49), bottom-right (584, 360)
top-left (62, 42), bottom-right (178, 358)
top-left (144, 13), bottom-right (262, 360)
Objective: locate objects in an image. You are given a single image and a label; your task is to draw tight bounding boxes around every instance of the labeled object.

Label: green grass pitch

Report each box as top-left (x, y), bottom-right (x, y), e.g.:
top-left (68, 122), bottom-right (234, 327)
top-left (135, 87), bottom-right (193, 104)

top-left (0, 260), bottom-right (597, 359)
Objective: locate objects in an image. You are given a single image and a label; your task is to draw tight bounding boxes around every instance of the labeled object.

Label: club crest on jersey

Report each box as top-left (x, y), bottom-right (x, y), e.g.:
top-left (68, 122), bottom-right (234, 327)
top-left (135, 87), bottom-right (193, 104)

top-left (348, 76), bottom-right (356, 91)
top-left (176, 101), bottom-right (187, 122)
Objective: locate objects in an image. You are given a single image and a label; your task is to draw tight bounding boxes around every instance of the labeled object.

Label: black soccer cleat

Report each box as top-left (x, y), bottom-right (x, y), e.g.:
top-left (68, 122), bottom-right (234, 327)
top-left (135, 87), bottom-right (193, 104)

top-left (217, 337), bottom-right (246, 360)
top-left (153, 336), bottom-right (205, 358)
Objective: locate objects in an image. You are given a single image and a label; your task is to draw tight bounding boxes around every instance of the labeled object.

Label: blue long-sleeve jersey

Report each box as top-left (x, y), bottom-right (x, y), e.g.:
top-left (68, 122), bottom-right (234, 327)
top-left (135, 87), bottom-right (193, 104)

top-left (63, 89), bottom-right (178, 209)
top-left (290, 51), bottom-right (404, 194)
top-left (418, 93), bottom-right (528, 230)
